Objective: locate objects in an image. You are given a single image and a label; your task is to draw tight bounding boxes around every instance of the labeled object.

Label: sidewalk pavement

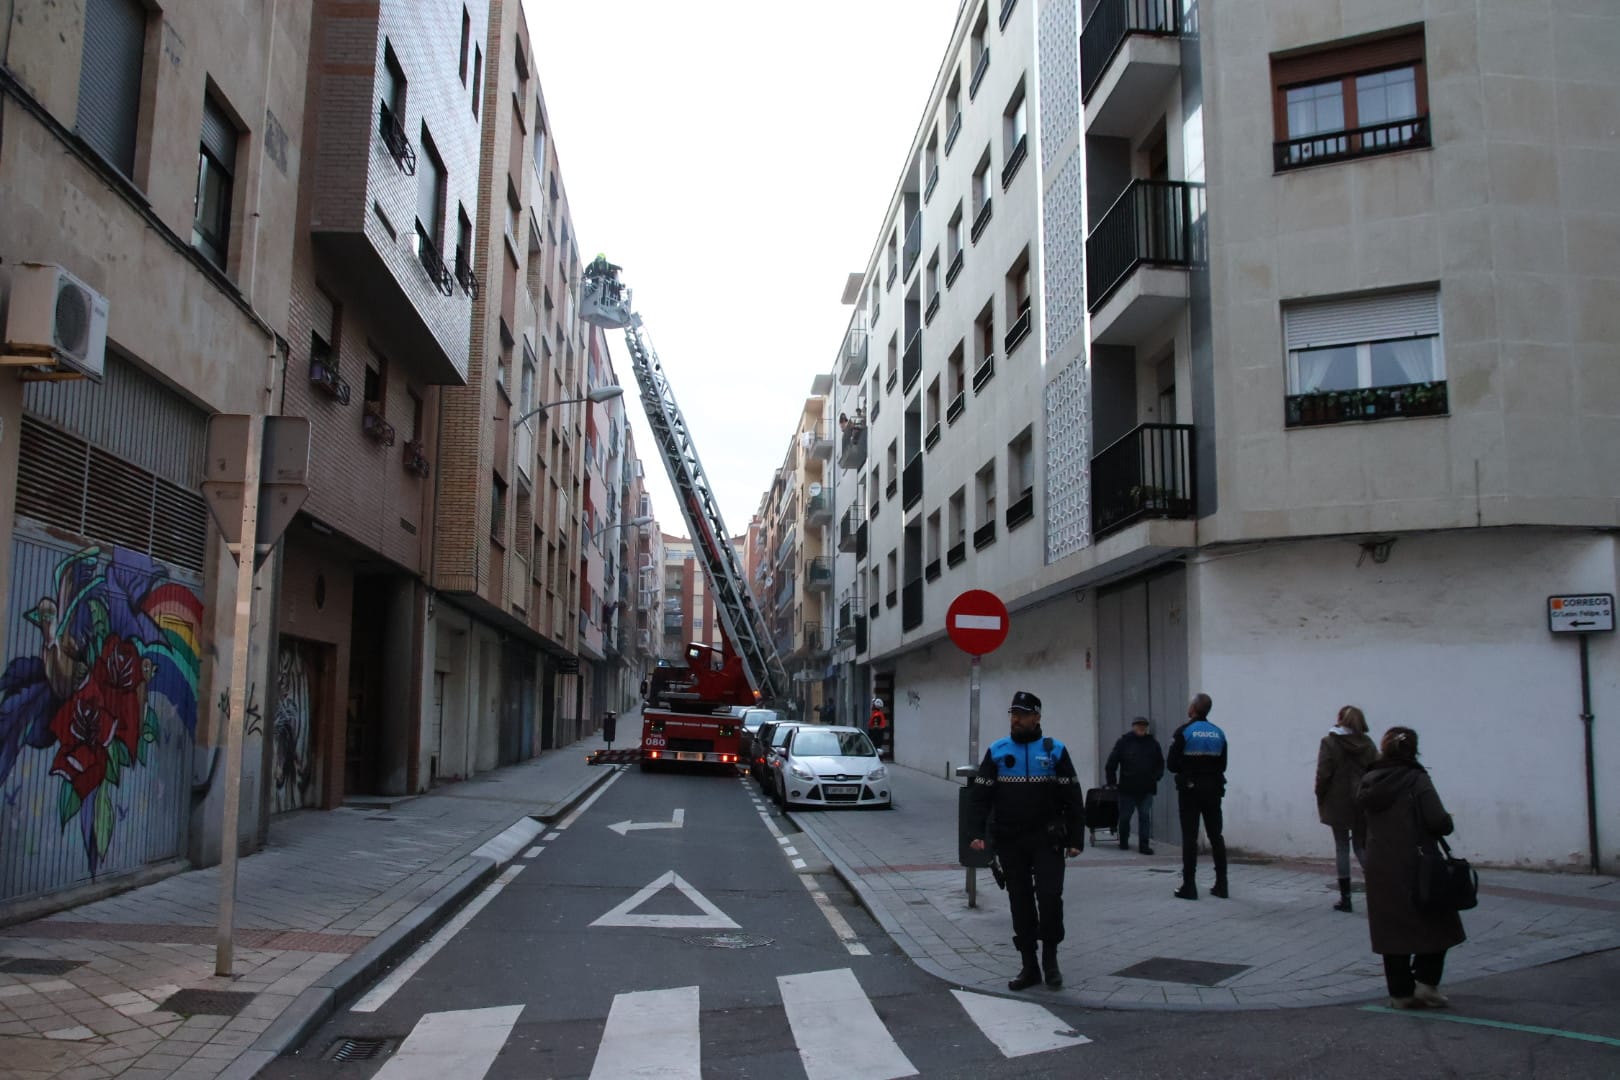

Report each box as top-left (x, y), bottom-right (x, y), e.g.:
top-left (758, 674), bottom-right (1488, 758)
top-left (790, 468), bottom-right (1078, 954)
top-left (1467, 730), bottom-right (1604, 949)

top-left (792, 761), bottom-right (1620, 1011)
top-left (0, 734), bottom-right (614, 1080)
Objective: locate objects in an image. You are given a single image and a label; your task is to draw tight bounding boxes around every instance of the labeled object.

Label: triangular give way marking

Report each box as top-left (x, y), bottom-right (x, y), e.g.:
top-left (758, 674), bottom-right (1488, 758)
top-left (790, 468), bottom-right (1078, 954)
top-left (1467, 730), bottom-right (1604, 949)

top-left (590, 870), bottom-right (740, 929)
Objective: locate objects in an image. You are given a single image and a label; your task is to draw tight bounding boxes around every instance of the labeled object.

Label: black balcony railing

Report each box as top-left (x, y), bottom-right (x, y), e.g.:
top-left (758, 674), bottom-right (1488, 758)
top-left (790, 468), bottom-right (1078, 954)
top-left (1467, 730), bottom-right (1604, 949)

top-left (946, 249), bottom-right (964, 287)
top-left (309, 345), bottom-right (351, 405)
top-left (902, 453), bottom-right (922, 511)
top-left (886, 368), bottom-right (898, 393)
top-left (807, 556), bottom-right (832, 590)
top-left (973, 521), bottom-right (996, 550)
top-left (1086, 179), bottom-right (1206, 312)
top-left (870, 600), bottom-right (880, 620)
top-left (947, 540), bottom-right (966, 567)
top-left (362, 402), bottom-right (396, 446)
top-left (887, 263), bottom-right (898, 291)
top-left (925, 422), bottom-right (941, 451)
top-left (971, 198), bottom-right (994, 244)
top-left (415, 227), bottom-right (455, 297)
top-left (925, 558), bottom-right (941, 582)
top-left (945, 111), bottom-right (963, 155)
top-left (1285, 381), bottom-right (1449, 427)
top-left (885, 477), bottom-right (898, 500)
top-left (454, 251), bottom-right (480, 299)
top-left (972, 354), bottom-right (995, 394)
top-left (902, 578), bottom-right (923, 631)
top-left (1000, 135), bottom-right (1028, 190)
top-left (999, 0), bottom-right (1018, 30)
top-left (903, 213), bottom-right (922, 280)
top-left (947, 391), bottom-right (965, 424)
top-left (1081, 0), bottom-right (1183, 103)
top-left (1090, 422), bottom-right (1196, 539)
top-left (378, 105), bottom-right (416, 174)
top-left (1274, 116), bottom-right (1431, 172)
top-left (902, 331), bottom-right (922, 393)
top-left (856, 521), bottom-right (868, 560)
top-left (925, 292), bottom-right (940, 326)
top-left (885, 589), bottom-right (898, 609)
top-left (970, 47), bottom-right (990, 100)
top-left (1004, 304), bottom-right (1032, 355)
top-left (839, 508), bottom-right (859, 552)
top-left (1006, 487), bottom-right (1034, 530)
top-left (925, 164), bottom-right (939, 203)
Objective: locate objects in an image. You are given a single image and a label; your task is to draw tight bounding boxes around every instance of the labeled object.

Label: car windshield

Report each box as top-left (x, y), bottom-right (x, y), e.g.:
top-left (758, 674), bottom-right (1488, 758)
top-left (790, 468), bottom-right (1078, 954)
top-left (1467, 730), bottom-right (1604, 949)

top-left (791, 730), bottom-right (876, 758)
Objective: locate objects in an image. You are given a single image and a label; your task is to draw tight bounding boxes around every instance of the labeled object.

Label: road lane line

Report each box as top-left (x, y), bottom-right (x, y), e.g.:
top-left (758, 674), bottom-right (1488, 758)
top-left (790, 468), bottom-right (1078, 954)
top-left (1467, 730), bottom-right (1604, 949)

top-left (372, 1004), bottom-right (523, 1079)
top-left (757, 812), bottom-right (786, 841)
top-left (523, 846), bottom-right (545, 858)
top-left (554, 768), bottom-right (627, 831)
top-left (1360, 1005), bottom-right (1620, 1046)
top-left (589, 986), bottom-right (701, 1079)
top-left (783, 846), bottom-right (799, 856)
top-left (351, 866), bottom-right (525, 1012)
top-left (779, 969), bottom-right (915, 1080)
top-left (950, 989), bottom-right (1091, 1057)
top-left (799, 877), bottom-right (869, 956)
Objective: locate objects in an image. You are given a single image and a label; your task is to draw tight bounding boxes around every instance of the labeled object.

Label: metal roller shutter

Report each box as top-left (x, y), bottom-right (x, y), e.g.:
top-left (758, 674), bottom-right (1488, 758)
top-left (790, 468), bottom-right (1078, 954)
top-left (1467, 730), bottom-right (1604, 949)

top-left (1284, 289), bottom-right (1439, 350)
top-left (76, 0), bottom-right (147, 176)
top-left (200, 95), bottom-right (238, 171)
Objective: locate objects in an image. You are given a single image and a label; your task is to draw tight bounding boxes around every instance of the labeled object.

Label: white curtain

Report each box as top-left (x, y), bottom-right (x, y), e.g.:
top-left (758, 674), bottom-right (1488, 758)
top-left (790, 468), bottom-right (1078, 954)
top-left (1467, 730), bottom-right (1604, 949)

top-left (1292, 349), bottom-right (1335, 393)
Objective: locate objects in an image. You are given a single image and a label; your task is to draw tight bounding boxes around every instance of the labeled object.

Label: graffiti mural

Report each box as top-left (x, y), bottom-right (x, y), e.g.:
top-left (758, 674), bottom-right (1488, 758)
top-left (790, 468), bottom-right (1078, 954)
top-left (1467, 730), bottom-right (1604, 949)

top-left (0, 539), bottom-right (202, 900)
top-left (272, 642), bottom-right (317, 812)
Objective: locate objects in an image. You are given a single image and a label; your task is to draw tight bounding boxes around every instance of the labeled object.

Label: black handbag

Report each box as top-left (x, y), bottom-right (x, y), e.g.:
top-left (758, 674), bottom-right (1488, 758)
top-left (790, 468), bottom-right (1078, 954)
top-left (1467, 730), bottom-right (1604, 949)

top-left (1413, 831), bottom-right (1479, 914)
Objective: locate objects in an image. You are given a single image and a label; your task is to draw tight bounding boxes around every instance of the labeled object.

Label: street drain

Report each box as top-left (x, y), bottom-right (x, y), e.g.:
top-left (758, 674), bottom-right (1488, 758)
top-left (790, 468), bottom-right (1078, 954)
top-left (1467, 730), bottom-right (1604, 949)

top-left (685, 933), bottom-right (774, 949)
top-left (325, 1036), bottom-right (395, 1062)
top-left (158, 989), bottom-right (256, 1016)
top-left (0, 957), bottom-right (85, 975)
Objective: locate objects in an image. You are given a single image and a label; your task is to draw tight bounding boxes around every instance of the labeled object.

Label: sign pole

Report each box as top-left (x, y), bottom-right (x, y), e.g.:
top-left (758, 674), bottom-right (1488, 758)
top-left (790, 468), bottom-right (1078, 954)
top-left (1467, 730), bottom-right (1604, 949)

top-left (215, 414), bottom-right (263, 976)
top-left (965, 653), bottom-right (982, 907)
top-left (1579, 633), bottom-right (1598, 875)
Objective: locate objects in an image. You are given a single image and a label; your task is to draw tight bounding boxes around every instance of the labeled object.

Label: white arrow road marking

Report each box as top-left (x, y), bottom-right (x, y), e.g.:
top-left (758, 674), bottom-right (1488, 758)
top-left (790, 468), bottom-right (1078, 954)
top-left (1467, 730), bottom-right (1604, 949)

top-left (950, 989), bottom-right (1092, 1057)
top-left (590, 870), bottom-right (740, 929)
top-left (779, 968), bottom-right (916, 1080)
top-left (607, 808), bottom-right (686, 835)
top-left (372, 1005), bottom-right (524, 1080)
top-left (589, 986), bottom-right (701, 1080)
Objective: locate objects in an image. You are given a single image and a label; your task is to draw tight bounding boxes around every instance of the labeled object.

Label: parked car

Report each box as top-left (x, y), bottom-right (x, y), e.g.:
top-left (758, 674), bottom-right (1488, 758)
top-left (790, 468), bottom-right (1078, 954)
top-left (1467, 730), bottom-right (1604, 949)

top-left (770, 725), bottom-right (890, 809)
top-left (733, 707), bottom-right (782, 765)
top-left (752, 720), bottom-right (801, 789)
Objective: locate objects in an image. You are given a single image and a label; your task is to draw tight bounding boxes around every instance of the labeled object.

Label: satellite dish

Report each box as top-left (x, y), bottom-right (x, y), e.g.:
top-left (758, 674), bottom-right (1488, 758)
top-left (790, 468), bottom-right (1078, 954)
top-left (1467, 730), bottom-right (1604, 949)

top-left (808, 482), bottom-right (823, 497)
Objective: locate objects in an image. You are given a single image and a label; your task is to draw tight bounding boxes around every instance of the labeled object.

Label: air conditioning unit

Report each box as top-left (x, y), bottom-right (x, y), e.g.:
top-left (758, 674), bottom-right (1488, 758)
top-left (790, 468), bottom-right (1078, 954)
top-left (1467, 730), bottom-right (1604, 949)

top-left (2, 263), bottom-right (109, 382)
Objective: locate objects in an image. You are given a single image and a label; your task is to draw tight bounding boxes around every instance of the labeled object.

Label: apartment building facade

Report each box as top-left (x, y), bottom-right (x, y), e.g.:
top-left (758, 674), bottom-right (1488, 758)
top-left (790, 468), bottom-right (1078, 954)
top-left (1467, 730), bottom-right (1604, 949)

top-left (661, 532), bottom-right (736, 663)
top-left (828, 0), bottom-right (1619, 869)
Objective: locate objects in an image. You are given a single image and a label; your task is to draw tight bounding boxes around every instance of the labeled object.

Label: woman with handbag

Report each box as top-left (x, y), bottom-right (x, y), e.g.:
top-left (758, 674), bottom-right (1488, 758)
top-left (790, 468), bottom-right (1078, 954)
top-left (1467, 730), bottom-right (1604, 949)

top-left (1315, 705), bottom-right (1378, 912)
top-left (1355, 726), bottom-right (1466, 1009)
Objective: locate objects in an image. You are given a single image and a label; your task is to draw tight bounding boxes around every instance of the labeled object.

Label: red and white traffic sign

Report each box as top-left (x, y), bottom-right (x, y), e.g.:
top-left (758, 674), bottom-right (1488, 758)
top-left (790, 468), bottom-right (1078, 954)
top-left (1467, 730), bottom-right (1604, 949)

top-left (946, 590), bottom-right (1009, 656)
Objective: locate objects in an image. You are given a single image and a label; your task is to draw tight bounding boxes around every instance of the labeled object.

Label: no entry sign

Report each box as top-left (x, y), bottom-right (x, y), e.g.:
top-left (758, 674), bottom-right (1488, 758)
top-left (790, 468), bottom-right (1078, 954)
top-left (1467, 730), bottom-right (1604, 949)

top-left (946, 590), bottom-right (1010, 656)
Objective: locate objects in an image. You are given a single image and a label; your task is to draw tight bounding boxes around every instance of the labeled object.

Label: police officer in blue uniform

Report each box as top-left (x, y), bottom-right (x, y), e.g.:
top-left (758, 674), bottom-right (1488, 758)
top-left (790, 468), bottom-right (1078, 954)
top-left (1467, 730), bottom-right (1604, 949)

top-left (1168, 692), bottom-right (1229, 900)
top-left (968, 691), bottom-right (1086, 990)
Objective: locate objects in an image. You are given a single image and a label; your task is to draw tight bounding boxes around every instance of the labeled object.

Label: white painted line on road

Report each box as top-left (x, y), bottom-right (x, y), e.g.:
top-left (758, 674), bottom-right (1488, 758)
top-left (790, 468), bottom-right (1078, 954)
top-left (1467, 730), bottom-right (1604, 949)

top-left (372, 1004), bottom-right (523, 1080)
top-left (589, 985), bottom-right (701, 1080)
top-left (757, 812), bottom-right (786, 841)
top-left (523, 846), bottom-right (545, 859)
top-left (544, 832), bottom-right (560, 841)
top-left (471, 818), bottom-right (543, 863)
top-left (777, 836), bottom-right (790, 846)
top-left (950, 989), bottom-right (1091, 1057)
top-left (590, 870), bottom-right (740, 930)
top-left (554, 767), bottom-right (627, 831)
top-left (800, 875), bottom-right (869, 957)
top-left (351, 866), bottom-right (525, 1013)
top-left (783, 846), bottom-right (798, 856)
top-left (792, 858), bottom-right (807, 869)
top-left (607, 808), bottom-right (686, 835)
top-left (779, 969), bottom-right (916, 1080)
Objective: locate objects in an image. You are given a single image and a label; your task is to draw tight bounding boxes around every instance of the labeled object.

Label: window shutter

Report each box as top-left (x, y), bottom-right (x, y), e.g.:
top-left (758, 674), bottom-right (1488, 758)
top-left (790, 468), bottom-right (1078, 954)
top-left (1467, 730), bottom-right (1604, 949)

top-left (76, 0), bottom-right (147, 176)
top-left (1284, 289), bottom-right (1439, 349)
top-left (311, 287), bottom-right (336, 344)
top-left (201, 96), bottom-right (237, 172)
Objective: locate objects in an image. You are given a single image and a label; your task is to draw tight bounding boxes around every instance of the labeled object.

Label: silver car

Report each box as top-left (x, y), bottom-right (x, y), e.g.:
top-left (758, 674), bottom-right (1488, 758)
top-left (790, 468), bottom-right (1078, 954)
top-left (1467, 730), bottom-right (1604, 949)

top-left (772, 726), bottom-right (891, 809)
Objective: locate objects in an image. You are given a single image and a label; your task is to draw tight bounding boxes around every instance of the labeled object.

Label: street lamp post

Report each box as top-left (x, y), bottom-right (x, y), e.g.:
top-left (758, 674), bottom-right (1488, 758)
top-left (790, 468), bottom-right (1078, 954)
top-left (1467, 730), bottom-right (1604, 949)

top-left (590, 514), bottom-right (653, 544)
top-left (512, 383), bottom-right (624, 428)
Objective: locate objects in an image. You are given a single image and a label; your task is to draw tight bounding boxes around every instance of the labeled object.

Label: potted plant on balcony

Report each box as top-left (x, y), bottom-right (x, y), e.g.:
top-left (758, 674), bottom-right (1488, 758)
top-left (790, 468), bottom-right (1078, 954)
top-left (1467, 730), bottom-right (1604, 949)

top-left (309, 349), bottom-right (350, 404)
top-left (403, 438), bottom-right (430, 478)
top-left (362, 401), bottom-right (396, 447)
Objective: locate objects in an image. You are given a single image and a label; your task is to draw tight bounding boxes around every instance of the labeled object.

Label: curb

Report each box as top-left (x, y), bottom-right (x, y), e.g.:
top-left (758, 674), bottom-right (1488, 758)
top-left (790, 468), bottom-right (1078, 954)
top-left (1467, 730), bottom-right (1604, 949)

top-left (246, 766), bottom-right (619, 1073)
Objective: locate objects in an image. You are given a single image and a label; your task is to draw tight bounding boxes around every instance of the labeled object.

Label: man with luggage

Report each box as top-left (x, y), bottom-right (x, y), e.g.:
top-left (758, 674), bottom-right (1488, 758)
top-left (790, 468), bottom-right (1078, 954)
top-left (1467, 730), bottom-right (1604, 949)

top-left (1168, 693), bottom-right (1229, 900)
top-left (1106, 716), bottom-right (1165, 854)
top-left (967, 691), bottom-right (1086, 991)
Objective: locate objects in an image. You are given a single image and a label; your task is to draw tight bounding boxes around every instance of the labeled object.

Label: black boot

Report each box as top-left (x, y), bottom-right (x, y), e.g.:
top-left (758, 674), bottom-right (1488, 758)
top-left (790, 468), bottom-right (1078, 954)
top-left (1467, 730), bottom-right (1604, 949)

top-left (1333, 877), bottom-right (1353, 913)
top-left (1211, 877), bottom-right (1229, 899)
top-left (1174, 881), bottom-right (1198, 900)
top-left (1008, 949), bottom-right (1042, 992)
top-left (1042, 944), bottom-right (1062, 988)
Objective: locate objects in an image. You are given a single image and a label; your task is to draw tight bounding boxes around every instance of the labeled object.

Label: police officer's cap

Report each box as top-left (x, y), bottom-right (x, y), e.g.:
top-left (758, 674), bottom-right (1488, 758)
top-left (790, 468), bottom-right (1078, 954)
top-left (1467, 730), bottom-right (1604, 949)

top-left (1009, 690), bottom-right (1042, 713)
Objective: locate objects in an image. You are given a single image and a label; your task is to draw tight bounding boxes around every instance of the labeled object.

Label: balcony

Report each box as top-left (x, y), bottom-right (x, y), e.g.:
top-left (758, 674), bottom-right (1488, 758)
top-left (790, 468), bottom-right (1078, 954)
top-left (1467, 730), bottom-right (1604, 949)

top-left (1284, 381), bottom-right (1449, 428)
top-left (902, 331), bottom-right (922, 393)
top-left (378, 105), bottom-right (416, 175)
top-left (970, 47), bottom-right (990, 100)
top-left (403, 438), bottom-right (430, 478)
top-left (945, 111), bottom-right (962, 155)
top-left (972, 353), bottom-right (995, 394)
top-left (807, 420), bottom-right (834, 461)
top-left (806, 490), bottom-right (832, 525)
top-left (886, 263), bottom-right (898, 291)
top-left (362, 402), bottom-right (396, 446)
top-left (925, 292), bottom-right (940, 326)
top-left (1086, 179), bottom-right (1205, 345)
top-left (947, 540), bottom-right (966, 567)
top-left (454, 250), bottom-right (480, 299)
top-left (806, 556), bottom-right (833, 592)
top-left (886, 368), bottom-right (898, 394)
top-left (946, 249), bottom-right (964, 288)
top-left (839, 419), bottom-right (867, 469)
top-left (885, 589), bottom-right (898, 610)
top-left (902, 453), bottom-right (922, 511)
top-left (903, 212), bottom-right (922, 280)
top-left (840, 323), bottom-right (870, 384)
top-left (946, 391), bottom-right (965, 425)
top-left (1090, 422), bottom-right (1195, 540)
top-left (925, 557), bottom-right (941, 581)
top-left (970, 198), bottom-right (993, 244)
top-left (308, 345), bottom-right (351, 405)
top-left (1082, 0), bottom-right (1184, 137)
top-left (663, 614), bottom-right (683, 634)
top-left (973, 520), bottom-right (996, 550)
top-left (802, 621), bottom-right (828, 658)
top-left (1004, 303), bottom-right (1032, 355)
top-left (839, 507), bottom-right (860, 552)
top-left (885, 476), bottom-right (898, 501)
top-left (1274, 116), bottom-right (1431, 172)
top-left (1005, 486), bottom-right (1034, 530)
top-left (856, 521), bottom-right (867, 561)
top-left (902, 578), bottom-right (923, 632)
top-left (925, 164), bottom-right (939, 203)
top-left (925, 422), bottom-right (941, 452)
top-left (999, 0), bottom-right (1018, 29)
top-left (1000, 135), bottom-right (1028, 190)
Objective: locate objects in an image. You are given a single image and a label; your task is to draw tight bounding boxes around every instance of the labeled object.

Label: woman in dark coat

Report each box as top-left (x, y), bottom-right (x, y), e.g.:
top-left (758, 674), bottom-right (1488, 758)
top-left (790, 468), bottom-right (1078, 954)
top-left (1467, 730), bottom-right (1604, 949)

top-left (1316, 705), bottom-right (1378, 912)
top-left (1356, 726), bottom-right (1466, 1009)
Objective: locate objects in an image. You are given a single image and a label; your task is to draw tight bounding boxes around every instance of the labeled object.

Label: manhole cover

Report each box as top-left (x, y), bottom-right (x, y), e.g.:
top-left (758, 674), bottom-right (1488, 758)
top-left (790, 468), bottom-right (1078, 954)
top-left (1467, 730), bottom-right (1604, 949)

top-left (324, 1036), bottom-right (395, 1062)
top-left (0, 957), bottom-right (85, 975)
top-left (685, 933), bottom-right (774, 949)
top-left (158, 989), bottom-right (256, 1016)
top-left (1113, 957), bottom-right (1250, 986)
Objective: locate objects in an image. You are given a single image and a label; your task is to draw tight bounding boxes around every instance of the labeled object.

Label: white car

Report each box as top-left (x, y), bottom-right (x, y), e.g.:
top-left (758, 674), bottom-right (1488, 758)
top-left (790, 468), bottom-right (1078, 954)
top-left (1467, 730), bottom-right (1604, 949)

top-left (772, 726), bottom-right (891, 809)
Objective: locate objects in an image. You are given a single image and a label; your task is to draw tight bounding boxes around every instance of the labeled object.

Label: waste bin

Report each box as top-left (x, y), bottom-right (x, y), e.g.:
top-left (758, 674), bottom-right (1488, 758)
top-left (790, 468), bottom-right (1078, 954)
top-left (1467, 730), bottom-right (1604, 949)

top-left (602, 710), bottom-right (618, 744)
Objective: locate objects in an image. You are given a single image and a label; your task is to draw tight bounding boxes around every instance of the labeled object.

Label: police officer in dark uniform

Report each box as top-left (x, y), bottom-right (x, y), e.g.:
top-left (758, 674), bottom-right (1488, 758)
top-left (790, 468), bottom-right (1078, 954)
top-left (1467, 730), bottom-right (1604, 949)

top-left (1168, 692), bottom-right (1229, 900)
top-left (967, 691), bottom-right (1086, 990)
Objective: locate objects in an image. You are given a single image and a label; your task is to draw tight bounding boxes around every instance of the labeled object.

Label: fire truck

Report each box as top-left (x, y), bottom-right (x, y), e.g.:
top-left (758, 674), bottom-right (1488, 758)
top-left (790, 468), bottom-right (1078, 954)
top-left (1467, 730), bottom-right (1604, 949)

top-left (580, 258), bottom-right (790, 771)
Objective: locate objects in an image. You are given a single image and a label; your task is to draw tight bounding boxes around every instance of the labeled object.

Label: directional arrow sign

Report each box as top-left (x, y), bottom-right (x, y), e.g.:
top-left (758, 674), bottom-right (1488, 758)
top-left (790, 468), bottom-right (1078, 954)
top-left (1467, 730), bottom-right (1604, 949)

top-left (607, 809), bottom-right (685, 836)
top-left (1548, 594), bottom-right (1614, 634)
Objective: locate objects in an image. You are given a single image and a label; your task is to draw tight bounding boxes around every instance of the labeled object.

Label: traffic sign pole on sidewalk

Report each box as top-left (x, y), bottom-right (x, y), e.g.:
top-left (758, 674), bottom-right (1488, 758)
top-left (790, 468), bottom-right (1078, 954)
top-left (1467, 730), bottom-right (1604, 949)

top-left (947, 590), bottom-right (1010, 910)
top-left (1547, 593), bottom-right (1612, 876)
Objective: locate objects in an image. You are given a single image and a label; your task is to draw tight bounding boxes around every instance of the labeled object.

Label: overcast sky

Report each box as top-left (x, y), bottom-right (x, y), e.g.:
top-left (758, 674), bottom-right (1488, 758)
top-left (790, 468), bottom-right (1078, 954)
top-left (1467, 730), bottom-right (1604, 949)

top-left (527, 0), bottom-right (964, 539)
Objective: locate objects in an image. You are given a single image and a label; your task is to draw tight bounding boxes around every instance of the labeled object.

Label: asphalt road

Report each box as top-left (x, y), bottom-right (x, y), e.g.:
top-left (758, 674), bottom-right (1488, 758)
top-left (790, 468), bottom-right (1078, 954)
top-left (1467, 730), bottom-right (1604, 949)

top-left (263, 764), bottom-right (1620, 1079)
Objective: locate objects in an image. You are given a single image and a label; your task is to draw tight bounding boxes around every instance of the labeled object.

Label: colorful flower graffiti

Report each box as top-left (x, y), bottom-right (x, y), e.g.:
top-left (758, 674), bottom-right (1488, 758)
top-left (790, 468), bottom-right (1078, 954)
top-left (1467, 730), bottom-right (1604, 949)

top-left (0, 547), bottom-right (202, 877)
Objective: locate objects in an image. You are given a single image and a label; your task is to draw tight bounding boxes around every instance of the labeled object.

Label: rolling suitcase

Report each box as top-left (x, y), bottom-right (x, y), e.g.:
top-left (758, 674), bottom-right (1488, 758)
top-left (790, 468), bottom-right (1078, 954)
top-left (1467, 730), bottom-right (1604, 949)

top-left (1085, 786), bottom-right (1119, 841)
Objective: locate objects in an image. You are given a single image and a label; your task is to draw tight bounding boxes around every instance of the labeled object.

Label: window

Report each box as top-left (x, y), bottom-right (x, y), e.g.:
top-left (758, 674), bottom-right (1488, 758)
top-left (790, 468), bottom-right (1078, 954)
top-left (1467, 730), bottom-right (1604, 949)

top-left (193, 93), bottom-right (238, 269)
top-left (924, 131), bottom-right (940, 201)
top-left (409, 390), bottom-right (424, 442)
top-left (78, 0), bottom-right (147, 177)
top-left (471, 43), bottom-right (484, 117)
top-left (886, 229), bottom-right (899, 289)
top-left (948, 487), bottom-right (967, 565)
top-left (505, 182), bottom-right (520, 245)
top-left (969, 5), bottom-right (991, 99)
top-left (946, 202), bottom-right (965, 287)
top-left (1271, 27), bottom-right (1428, 170)
top-left (381, 43), bottom-right (407, 126)
top-left (364, 357), bottom-right (383, 407)
top-left (925, 511), bottom-right (941, 575)
top-left (459, 7), bottom-right (471, 84)
top-left (533, 111), bottom-right (547, 176)
top-left (1001, 83), bottom-right (1028, 189)
top-left (1283, 288), bottom-right (1446, 426)
top-left (886, 333), bottom-right (899, 391)
top-left (491, 473), bottom-right (508, 541)
top-left (416, 127), bottom-right (446, 250)
top-left (944, 76), bottom-right (963, 155)
top-left (1004, 249), bottom-right (1032, 354)
top-left (455, 206), bottom-right (475, 293)
top-left (974, 461), bottom-right (997, 548)
top-left (971, 150), bottom-right (994, 243)
top-left (1007, 427), bottom-right (1034, 528)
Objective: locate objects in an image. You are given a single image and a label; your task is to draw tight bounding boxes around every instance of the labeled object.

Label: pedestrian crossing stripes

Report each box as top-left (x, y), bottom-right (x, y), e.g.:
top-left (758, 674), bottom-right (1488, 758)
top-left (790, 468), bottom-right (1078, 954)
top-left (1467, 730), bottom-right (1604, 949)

top-left (370, 969), bottom-right (1086, 1079)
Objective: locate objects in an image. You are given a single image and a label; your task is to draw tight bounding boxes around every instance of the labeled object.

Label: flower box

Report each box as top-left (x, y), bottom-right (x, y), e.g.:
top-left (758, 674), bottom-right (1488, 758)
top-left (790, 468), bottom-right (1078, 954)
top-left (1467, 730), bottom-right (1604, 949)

top-left (403, 438), bottom-right (430, 478)
top-left (362, 402), bottom-right (396, 447)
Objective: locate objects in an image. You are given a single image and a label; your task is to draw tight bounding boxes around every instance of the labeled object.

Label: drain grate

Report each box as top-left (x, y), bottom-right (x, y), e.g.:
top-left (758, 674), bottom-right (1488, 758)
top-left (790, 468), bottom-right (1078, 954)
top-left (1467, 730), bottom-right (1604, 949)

top-left (325, 1036), bottom-right (395, 1062)
top-left (0, 957), bottom-right (86, 975)
top-left (158, 989), bottom-right (256, 1016)
top-left (1113, 957), bottom-right (1250, 986)
top-left (685, 933), bottom-right (774, 949)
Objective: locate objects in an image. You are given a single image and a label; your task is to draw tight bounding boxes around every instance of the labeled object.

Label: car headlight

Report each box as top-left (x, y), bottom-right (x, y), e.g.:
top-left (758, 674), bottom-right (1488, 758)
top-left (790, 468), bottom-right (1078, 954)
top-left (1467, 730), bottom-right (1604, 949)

top-left (867, 766), bottom-right (887, 780)
top-left (790, 763), bottom-right (816, 782)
